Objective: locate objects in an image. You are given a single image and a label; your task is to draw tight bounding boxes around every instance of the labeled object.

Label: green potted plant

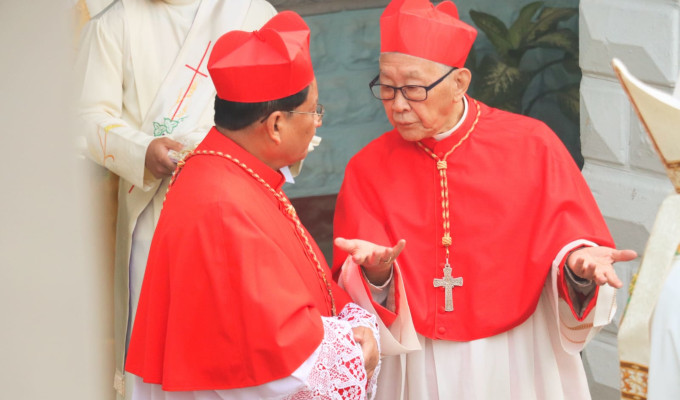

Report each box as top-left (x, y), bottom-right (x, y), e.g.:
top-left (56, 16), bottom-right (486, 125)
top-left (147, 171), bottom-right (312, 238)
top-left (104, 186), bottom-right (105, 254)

top-left (466, 1), bottom-right (580, 123)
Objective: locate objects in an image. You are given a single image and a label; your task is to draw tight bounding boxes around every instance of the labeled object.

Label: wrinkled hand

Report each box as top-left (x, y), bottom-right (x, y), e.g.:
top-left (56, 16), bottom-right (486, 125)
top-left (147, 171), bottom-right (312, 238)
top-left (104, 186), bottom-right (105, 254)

top-left (145, 137), bottom-right (184, 179)
top-left (352, 326), bottom-right (379, 382)
top-left (334, 237), bottom-right (406, 286)
top-left (567, 246), bottom-right (637, 289)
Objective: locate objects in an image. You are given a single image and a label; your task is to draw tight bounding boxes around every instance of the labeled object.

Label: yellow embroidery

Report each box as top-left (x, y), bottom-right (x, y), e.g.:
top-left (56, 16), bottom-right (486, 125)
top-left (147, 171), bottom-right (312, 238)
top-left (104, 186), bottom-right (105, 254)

top-left (99, 124), bottom-right (122, 166)
top-left (620, 361), bottom-right (648, 399)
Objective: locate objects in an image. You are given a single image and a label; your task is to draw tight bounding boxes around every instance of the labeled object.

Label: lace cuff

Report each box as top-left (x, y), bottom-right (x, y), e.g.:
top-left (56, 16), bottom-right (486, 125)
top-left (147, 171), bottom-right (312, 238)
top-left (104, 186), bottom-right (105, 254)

top-left (284, 303), bottom-right (381, 400)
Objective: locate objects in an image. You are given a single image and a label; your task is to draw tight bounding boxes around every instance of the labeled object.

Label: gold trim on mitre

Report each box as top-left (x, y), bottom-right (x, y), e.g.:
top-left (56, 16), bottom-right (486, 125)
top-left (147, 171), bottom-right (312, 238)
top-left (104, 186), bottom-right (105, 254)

top-left (612, 58), bottom-right (680, 193)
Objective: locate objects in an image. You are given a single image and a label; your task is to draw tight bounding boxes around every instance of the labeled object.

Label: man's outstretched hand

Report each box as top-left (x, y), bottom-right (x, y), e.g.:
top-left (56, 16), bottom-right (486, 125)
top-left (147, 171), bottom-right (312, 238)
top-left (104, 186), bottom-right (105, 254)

top-left (567, 246), bottom-right (638, 288)
top-left (334, 238), bottom-right (406, 286)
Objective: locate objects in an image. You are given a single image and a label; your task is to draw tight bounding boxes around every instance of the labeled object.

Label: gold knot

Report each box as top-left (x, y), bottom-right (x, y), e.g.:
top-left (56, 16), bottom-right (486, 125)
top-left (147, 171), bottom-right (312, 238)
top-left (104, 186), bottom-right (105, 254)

top-left (442, 235), bottom-right (452, 246)
top-left (437, 160), bottom-right (447, 170)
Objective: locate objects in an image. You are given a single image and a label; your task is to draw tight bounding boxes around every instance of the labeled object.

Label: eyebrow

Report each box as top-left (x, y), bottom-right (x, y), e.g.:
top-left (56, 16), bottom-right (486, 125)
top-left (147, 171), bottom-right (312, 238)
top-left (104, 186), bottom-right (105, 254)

top-left (380, 69), bottom-right (426, 80)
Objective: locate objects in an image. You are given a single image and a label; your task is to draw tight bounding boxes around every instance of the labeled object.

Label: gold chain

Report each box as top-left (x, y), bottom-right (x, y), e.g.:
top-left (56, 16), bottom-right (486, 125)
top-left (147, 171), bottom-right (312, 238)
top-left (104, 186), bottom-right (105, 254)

top-left (167, 149), bottom-right (337, 316)
top-left (416, 99), bottom-right (481, 263)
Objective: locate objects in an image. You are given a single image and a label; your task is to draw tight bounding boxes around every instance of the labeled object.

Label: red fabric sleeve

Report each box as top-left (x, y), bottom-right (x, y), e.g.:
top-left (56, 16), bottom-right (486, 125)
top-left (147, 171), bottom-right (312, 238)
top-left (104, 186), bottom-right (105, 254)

top-left (557, 249), bottom-right (600, 322)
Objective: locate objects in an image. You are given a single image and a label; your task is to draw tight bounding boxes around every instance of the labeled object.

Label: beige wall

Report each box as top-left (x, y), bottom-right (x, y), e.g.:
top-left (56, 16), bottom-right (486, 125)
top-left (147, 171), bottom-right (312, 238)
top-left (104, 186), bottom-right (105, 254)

top-left (0, 2), bottom-right (114, 398)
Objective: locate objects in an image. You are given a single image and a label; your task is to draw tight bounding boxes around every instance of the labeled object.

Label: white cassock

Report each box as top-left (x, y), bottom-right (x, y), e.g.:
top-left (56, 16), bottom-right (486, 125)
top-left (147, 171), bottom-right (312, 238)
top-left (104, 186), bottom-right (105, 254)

top-left (74, 1), bottom-right (276, 398)
top-left (337, 241), bottom-right (618, 400)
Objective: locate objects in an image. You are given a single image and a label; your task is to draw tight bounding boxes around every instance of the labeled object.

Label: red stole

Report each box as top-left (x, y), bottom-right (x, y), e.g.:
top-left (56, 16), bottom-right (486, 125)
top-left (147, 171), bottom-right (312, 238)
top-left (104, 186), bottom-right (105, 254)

top-left (126, 128), bottom-right (351, 390)
top-left (333, 97), bottom-right (613, 341)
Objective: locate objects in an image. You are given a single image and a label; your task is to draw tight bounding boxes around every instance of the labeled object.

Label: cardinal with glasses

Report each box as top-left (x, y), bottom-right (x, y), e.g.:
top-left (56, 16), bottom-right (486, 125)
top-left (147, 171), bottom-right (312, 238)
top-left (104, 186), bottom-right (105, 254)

top-left (331, 0), bottom-right (637, 399)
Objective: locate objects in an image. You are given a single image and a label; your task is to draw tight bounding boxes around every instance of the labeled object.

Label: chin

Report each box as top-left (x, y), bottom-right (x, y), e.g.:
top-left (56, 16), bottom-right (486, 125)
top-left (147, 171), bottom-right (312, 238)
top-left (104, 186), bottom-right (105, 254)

top-left (395, 126), bottom-right (427, 142)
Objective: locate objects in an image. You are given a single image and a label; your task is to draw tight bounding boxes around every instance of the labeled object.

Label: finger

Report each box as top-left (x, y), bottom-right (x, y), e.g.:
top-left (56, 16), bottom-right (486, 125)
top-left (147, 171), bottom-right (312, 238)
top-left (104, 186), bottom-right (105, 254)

top-left (366, 251), bottom-right (384, 267)
top-left (334, 237), bottom-right (358, 254)
top-left (392, 239), bottom-right (406, 257)
top-left (581, 261), bottom-right (596, 280)
top-left (568, 254), bottom-right (584, 271)
top-left (377, 248), bottom-right (391, 263)
top-left (352, 328), bottom-right (365, 344)
top-left (612, 249), bottom-right (638, 262)
top-left (168, 140), bottom-right (184, 151)
top-left (604, 269), bottom-right (623, 289)
top-left (353, 254), bottom-right (368, 266)
top-left (159, 137), bottom-right (184, 151)
top-left (160, 157), bottom-right (178, 175)
top-left (569, 257), bottom-right (585, 277)
top-left (592, 269), bottom-right (607, 286)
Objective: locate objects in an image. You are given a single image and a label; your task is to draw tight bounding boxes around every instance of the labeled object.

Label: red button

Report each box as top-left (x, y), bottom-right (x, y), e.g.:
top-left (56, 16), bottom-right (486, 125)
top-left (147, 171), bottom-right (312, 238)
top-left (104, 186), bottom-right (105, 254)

top-left (437, 326), bottom-right (446, 335)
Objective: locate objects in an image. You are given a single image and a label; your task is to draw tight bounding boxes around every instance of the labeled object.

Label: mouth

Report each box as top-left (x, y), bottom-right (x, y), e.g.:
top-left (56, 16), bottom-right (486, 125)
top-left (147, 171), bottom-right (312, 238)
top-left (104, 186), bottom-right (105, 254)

top-left (394, 119), bottom-right (415, 126)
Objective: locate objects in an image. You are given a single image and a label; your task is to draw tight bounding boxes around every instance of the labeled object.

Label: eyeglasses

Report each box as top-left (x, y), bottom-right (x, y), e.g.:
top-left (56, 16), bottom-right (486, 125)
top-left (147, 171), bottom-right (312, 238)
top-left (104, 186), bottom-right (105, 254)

top-left (369, 67), bottom-right (458, 101)
top-left (287, 103), bottom-right (325, 122)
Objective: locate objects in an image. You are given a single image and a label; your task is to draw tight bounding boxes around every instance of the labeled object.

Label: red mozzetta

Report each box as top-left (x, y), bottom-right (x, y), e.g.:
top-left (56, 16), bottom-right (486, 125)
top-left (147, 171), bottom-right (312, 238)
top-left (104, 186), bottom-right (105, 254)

top-left (126, 128), bottom-right (352, 390)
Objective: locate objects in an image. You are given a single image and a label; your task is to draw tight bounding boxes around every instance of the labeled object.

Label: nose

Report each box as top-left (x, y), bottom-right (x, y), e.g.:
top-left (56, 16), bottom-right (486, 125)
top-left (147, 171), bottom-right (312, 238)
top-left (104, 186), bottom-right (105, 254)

top-left (391, 89), bottom-right (410, 113)
top-left (315, 116), bottom-right (323, 128)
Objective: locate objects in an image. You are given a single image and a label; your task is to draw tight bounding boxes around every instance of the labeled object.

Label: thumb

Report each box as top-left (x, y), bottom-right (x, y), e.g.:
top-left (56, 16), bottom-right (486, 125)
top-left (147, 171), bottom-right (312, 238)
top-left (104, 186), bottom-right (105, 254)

top-left (167, 138), bottom-right (185, 151)
top-left (393, 239), bottom-right (406, 256)
top-left (334, 237), bottom-right (357, 253)
top-left (613, 249), bottom-right (637, 262)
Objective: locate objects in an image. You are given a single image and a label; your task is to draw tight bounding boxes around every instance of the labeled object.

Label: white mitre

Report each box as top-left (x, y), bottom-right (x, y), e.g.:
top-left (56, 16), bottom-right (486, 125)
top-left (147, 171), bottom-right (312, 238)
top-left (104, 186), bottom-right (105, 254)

top-left (612, 58), bottom-right (680, 193)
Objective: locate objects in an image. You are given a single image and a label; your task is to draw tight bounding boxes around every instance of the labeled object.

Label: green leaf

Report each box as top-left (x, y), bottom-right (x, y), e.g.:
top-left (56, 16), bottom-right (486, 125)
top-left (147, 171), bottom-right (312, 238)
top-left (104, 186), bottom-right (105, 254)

top-left (556, 85), bottom-right (580, 123)
top-left (508, 1), bottom-right (544, 48)
top-left (469, 10), bottom-right (513, 58)
top-left (532, 29), bottom-right (578, 55)
top-left (475, 55), bottom-right (523, 106)
top-left (526, 7), bottom-right (578, 44)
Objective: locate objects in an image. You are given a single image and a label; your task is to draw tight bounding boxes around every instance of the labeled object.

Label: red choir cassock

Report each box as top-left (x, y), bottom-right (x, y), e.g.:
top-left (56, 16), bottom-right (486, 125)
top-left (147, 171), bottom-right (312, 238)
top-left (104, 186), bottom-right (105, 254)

top-left (333, 96), bottom-right (615, 342)
top-left (126, 128), bottom-right (352, 390)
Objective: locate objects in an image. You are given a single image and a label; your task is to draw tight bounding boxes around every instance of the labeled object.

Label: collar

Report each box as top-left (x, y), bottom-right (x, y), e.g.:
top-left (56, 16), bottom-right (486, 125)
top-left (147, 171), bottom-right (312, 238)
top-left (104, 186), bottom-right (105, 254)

top-left (421, 94), bottom-right (478, 155)
top-left (434, 96), bottom-right (468, 141)
top-left (196, 128), bottom-right (286, 191)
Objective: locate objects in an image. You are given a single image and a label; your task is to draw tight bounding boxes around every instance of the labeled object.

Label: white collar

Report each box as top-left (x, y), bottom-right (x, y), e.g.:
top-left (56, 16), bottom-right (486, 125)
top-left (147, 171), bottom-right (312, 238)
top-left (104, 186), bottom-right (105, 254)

top-left (434, 96), bottom-right (468, 141)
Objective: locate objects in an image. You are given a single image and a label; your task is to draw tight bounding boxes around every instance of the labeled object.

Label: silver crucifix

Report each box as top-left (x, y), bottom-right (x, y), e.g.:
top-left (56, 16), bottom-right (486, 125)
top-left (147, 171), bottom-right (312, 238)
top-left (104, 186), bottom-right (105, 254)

top-left (433, 262), bottom-right (463, 311)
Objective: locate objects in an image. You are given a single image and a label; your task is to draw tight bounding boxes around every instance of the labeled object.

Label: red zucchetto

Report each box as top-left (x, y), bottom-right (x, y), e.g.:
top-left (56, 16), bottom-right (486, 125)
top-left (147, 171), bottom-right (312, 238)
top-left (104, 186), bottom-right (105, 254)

top-left (208, 11), bottom-right (314, 103)
top-left (380, 0), bottom-right (478, 68)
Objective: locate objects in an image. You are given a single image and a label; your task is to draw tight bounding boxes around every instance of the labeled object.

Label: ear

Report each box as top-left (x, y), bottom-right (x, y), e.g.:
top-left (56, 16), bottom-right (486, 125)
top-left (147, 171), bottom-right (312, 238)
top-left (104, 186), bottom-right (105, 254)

top-left (451, 68), bottom-right (471, 101)
top-left (263, 111), bottom-right (286, 145)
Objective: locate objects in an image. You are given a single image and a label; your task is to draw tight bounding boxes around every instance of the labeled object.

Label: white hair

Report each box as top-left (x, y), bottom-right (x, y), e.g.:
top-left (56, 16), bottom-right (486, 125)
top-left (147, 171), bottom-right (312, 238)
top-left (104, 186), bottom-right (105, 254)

top-left (380, 52), bottom-right (453, 73)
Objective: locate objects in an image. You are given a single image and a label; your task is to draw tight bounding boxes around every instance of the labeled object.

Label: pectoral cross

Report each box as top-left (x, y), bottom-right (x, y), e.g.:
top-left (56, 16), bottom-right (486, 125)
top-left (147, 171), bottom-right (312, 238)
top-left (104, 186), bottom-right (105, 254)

top-left (433, 262), bottom-right (463, 312)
